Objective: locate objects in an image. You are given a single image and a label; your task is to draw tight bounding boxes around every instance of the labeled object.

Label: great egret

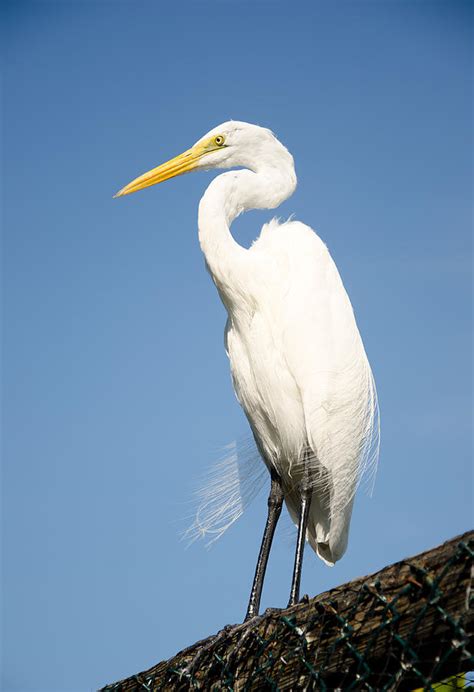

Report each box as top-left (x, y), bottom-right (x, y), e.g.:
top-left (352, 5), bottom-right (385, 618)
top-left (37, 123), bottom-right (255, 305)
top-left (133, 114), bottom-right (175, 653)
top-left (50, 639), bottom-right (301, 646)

top-left (115, 121), bottom-right (379, 619)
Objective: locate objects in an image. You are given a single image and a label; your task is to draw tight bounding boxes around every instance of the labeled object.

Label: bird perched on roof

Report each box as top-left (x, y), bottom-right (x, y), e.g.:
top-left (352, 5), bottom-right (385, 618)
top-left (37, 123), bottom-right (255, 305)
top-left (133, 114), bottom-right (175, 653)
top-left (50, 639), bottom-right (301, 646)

top-left (115, 121), bottom-right (379, 619)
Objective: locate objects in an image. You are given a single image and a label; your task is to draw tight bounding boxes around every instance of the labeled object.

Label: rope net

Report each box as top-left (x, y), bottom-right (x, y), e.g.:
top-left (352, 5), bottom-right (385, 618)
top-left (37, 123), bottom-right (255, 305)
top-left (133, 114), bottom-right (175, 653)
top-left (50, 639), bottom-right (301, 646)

top-left (102, 531), bottom-right (473, 691)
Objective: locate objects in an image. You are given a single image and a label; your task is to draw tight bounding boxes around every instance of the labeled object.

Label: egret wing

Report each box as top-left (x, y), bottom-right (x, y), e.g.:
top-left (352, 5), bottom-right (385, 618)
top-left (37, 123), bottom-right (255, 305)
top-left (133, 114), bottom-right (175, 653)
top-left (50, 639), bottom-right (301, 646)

top-left (255, 220), bottom-right (379, 563)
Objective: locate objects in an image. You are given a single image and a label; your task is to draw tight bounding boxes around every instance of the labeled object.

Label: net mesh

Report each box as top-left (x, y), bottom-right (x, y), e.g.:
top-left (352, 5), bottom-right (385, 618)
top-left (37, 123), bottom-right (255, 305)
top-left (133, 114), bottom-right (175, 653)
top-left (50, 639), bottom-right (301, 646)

top-left (102, 531), bottom-right (473, 691)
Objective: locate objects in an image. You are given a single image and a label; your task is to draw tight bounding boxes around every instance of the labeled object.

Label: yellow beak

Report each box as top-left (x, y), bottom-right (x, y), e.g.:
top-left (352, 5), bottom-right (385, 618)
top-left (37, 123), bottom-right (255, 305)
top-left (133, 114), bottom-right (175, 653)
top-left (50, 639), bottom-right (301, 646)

top-left (114, 145), bottom-right (205, 198)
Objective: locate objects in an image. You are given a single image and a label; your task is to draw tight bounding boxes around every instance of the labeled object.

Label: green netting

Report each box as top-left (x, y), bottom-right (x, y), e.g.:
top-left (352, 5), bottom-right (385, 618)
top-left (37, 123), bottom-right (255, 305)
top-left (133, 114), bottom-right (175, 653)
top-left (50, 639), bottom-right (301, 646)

top-left (102, 533), bottom-right (473, 691)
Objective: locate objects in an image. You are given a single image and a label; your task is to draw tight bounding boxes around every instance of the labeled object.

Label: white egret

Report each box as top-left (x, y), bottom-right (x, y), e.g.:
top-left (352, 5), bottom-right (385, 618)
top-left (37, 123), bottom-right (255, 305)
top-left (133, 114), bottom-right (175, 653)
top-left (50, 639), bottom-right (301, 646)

top-left (115, 121), bottom-right (379, 619)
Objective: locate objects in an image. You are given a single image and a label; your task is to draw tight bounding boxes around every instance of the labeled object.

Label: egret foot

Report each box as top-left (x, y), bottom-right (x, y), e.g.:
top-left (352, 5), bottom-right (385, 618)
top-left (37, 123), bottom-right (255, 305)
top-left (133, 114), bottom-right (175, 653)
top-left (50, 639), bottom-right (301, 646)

top-left (180, 624), bottom-right (235, 680)
top-left (226, 607), bottom-right (282, 668)
top-left (180, 608), bottom-right (280, 681)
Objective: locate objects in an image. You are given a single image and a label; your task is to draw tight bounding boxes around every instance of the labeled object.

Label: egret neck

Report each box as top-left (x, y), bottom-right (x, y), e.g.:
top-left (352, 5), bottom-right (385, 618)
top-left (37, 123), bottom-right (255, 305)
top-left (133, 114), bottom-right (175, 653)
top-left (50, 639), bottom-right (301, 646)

top-left (197, 164), bottom-right (297, 291)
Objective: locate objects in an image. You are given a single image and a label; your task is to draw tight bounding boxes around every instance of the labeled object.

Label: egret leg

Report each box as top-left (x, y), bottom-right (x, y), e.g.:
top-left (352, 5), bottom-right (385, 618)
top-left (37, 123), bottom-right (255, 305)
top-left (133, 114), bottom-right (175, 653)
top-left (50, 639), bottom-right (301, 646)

top-left (288, 473), bottom-right (312, 607)
top-left (245, 472), bottom-right (283, 620)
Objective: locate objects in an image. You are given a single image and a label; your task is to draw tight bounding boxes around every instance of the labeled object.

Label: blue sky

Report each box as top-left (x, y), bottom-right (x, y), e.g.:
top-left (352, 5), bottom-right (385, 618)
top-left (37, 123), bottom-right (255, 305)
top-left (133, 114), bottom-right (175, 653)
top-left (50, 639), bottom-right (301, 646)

top-left (2, 1), bottom-right (472, 690)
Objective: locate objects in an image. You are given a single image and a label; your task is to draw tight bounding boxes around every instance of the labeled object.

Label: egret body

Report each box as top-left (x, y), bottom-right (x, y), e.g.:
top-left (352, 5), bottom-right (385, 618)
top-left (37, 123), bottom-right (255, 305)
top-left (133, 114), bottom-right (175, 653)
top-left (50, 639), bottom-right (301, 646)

top-left (115, 121), bottom-right (379, 618)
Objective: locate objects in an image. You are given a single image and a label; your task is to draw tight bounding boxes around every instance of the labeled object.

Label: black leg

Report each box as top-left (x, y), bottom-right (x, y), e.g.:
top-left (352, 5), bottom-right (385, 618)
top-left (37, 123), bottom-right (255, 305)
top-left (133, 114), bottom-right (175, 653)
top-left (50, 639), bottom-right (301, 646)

top-left (288, 471), bottom-right (312, 607)
top-left (245, 472), bottom-right (283, 620)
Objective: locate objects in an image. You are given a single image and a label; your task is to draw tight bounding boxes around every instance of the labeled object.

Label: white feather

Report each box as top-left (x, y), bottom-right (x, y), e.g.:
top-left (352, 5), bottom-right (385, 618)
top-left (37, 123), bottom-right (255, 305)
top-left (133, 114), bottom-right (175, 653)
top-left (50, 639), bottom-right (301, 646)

top-left (184, 121), bottom-right (380, 565)
top-left (184, 437), bottom-right (267, 547)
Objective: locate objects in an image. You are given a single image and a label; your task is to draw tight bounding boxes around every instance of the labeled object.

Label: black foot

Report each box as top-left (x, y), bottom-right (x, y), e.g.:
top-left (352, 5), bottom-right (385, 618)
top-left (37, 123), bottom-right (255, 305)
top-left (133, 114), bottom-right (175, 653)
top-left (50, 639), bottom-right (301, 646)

top-left (180, 624), bottom-right (234, 679)
top-left (180, 608), bottom-right (281, 680)
top-left (288, 593), bottom-right (310, 608)
top-left (224, 608), bottom-right (284, 670)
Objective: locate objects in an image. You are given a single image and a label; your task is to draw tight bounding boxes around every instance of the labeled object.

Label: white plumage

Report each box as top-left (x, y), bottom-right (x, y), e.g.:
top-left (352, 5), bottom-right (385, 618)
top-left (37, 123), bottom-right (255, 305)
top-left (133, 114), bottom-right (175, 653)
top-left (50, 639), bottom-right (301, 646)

top-left (196, 123), bottom-right (379, 565)
top-left (116, 120), bottom-right (379, 614)
top-left (225, 219), bottom-right (378, 564)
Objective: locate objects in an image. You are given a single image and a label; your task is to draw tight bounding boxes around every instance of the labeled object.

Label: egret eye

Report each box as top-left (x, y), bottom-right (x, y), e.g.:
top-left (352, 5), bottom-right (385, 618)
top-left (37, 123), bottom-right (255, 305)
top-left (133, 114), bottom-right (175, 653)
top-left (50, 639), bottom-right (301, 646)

top-left (214, 135), bottom-right (225, 147)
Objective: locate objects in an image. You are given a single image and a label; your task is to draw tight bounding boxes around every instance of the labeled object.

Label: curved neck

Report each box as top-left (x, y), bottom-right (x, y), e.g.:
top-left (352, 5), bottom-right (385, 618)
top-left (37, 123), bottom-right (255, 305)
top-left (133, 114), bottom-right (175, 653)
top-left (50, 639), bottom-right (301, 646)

top-left (198, 165), bottom-right (296, 294)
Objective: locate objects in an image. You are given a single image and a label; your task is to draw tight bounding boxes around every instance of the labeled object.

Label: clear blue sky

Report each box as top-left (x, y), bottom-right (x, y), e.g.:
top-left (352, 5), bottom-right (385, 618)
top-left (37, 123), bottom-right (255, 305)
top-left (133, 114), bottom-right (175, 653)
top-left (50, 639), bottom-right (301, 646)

top-left (2, 1), bottom-right (472, 690)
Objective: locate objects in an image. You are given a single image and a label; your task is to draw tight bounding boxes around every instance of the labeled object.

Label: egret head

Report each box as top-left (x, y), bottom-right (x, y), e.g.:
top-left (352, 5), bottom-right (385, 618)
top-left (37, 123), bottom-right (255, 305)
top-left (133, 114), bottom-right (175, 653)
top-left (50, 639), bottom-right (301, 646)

top-left (114, 121), bottom-right (293, 198)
